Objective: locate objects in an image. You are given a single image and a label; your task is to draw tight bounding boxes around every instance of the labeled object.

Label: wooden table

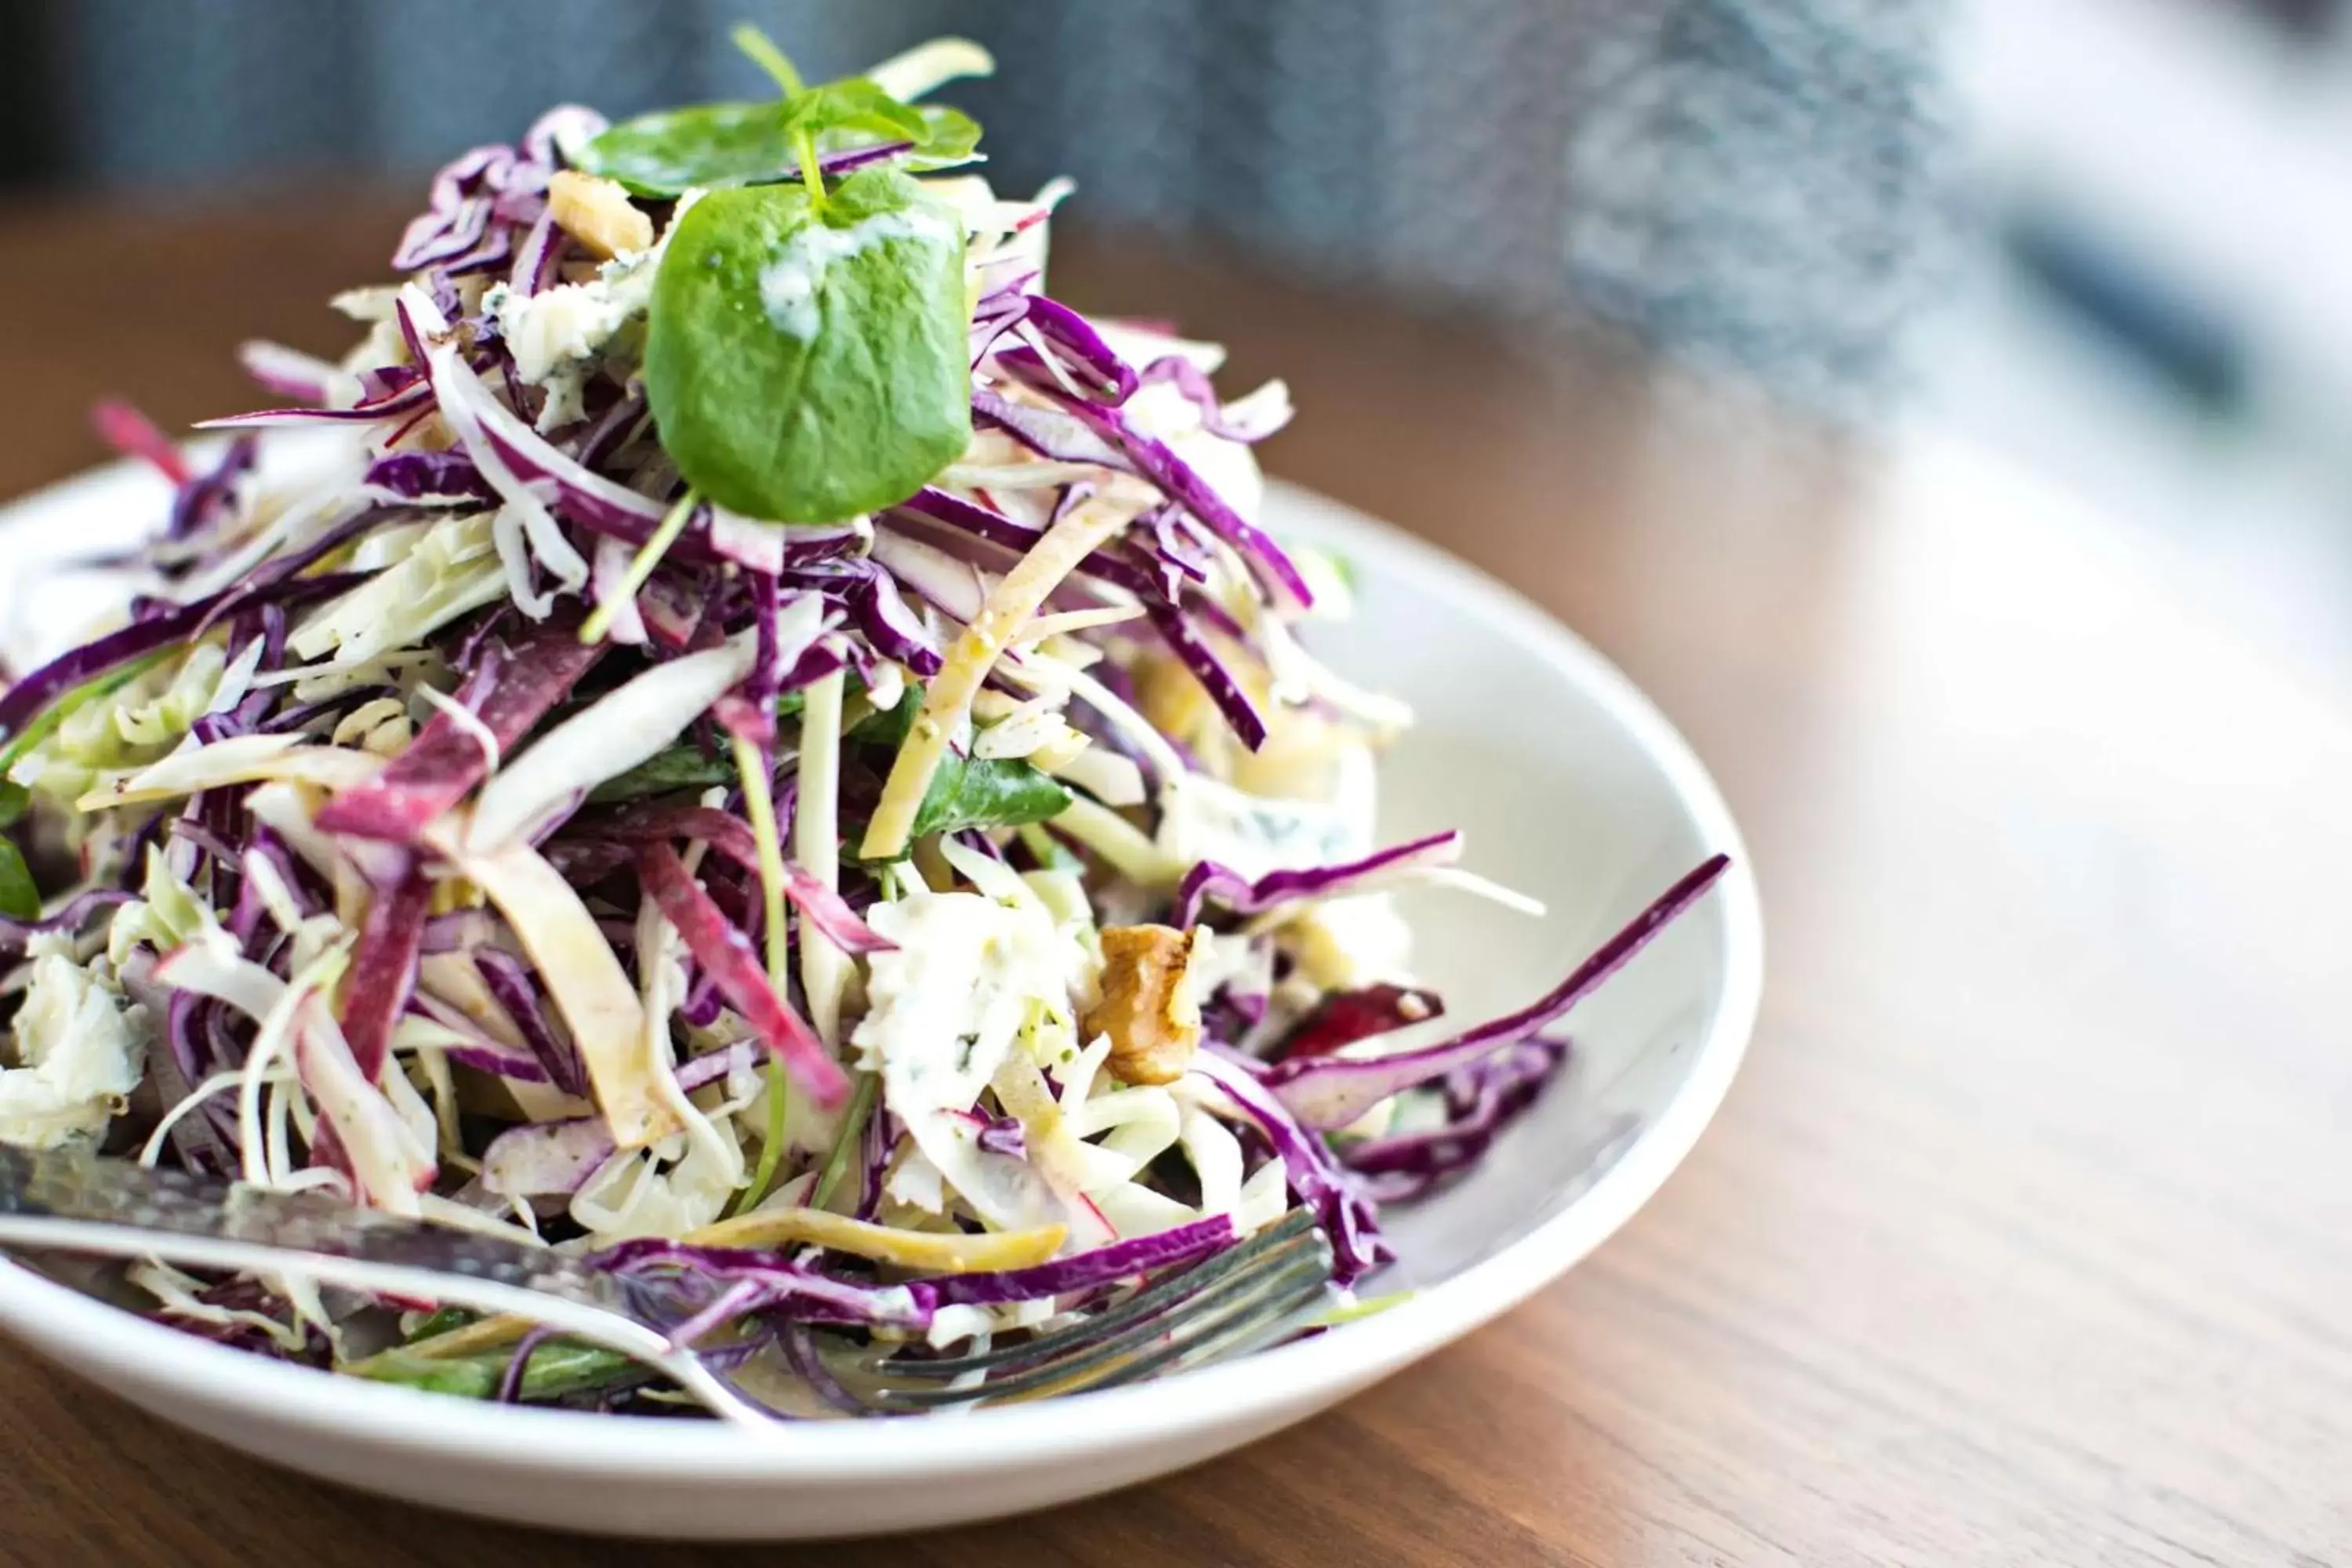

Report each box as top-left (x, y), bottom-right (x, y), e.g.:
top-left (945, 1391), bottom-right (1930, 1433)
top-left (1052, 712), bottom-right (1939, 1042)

top-left (1, 195), bottom-right (2347, 1566)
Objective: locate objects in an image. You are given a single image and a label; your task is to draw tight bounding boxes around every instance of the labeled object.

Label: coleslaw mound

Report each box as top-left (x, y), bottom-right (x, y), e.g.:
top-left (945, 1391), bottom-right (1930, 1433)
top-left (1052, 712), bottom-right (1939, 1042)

top-left (0, 32), bottom-right (1727, 1417)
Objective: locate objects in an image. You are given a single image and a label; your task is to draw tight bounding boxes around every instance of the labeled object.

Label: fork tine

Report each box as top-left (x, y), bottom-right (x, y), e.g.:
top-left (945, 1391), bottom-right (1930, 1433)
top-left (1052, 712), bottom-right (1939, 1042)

top-left (869, 1249), bottom-right (1327, 1409)
top-left (862, 1220), bottom-right (1336, 1410)
top-left (995, 1254), bottom-right (1335, 1405)
top-left (882, 1210), bottom-right (1321, 1382)
top-left (1064, 1264), bottom-right (1335, 1397)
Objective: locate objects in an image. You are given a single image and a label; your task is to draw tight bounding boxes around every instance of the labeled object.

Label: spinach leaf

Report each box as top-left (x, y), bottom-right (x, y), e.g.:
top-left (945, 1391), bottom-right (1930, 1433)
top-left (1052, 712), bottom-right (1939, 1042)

top-left (577, 88), bottom-right (978, 199)
top-left (847, 691), bottom-right (920, 749)
top-left (644, 166), bottom-right (971, 524)
top-left (586, 743), bottom-right (740, 804)
top-left (909, 753), bottom-right (1071, 840)
top-left (0, 840), bottom-right (40, 922)
top-left (845, 682), bottom-right (1069, 847)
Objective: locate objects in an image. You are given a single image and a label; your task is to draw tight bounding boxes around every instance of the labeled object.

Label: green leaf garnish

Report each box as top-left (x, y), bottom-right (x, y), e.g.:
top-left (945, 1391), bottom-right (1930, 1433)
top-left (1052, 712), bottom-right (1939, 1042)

top-left (0, 780), bottom-right (27, 830)
top-left (577, 102), bottom-right (981, 199)
top-left (351, 1341), bottom-right (640, 1403)
top-left (0, 840), bottom-right (42, 922)
top-left (908, 753), bottom-right (1071, 840)
top-left (644, 166), bottom-right (971, 524)
top-left (573, 26), bottom-right (982, 200)
top-left (844, 682), bottom-right (1069, 847)
top-left (402, 1307), bottom-right (477, 1343)
top-left (586, 743), bottom-right (742, 804)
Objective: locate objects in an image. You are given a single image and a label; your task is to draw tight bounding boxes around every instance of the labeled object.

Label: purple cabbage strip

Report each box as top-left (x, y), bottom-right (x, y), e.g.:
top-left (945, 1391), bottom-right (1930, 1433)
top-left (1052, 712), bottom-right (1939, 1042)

top-left (167, 436), bottom-right (256, 543)
top-left (0, 574), bottom-right (359, 741)
top-left (1138, 355), bottom-right (1295, 443)
top-left (1136, 594), bottom-right (1269, 750)
top-left (1264, 855), bottom-right (1732, 1131)
top-left (197, 379), bottom-right (435, 430)
top-left (508, 209), bottom-right (569, 298)
top-left (340, 864), bottom-right (431, 1081)
top-left (928, 1215), bottom-right (1239, 1306)
top-left (316, 622), bottom-right (605, 843)
top-left (575, 388), bottom-right (648, 471)
top-left (591, 1241), bottom-right (936, 1330)
top-left (1342, 1036), bottom-right (1569, 1203)
top-left (365, 451), bottom-right (495, 503)
top-left (890, 488), bottom-right (1269, 745)
top-left (475, 949), bottom-right (587, 1098)
top-left (237, 341), bottom-right (336, 404)
top-left (524, 103), bottom-right (607, 169)
top-left (975, 1116), bottom-right (1027, 1160)
top-left (393, 143), bottom-right (517, 270)
top-left (418, 909), bottom-right (499, 955)
top-left (898, 488), bottom-right (1155, 599)
top-left (1189, 1052), bottom-right (1388, 1287)
top-left (780, 1322), bottom-right (869, 1417)
top-left (1175, 830), bottom-right (1462, 929)
top-left (969, 389), bottom-right (1138, 473)
top-left (150, 993), bottom-right (234, 1174)
top-left (813, 558), bottom-right (943, 677)
top-left (1065, 394), bottom-right (1315, 612)
top-left (971, 296), bottom-right (1030, 366)
top-left (495, 1327), bottom-right (559, 1403)
top-left (357, 364), bottom-right (424, 404)
top-left (0, 891), bottom-right (132, 956)
top-left (452, 1046), bottom-right (551, 1084)
top-left (1003, 296), bottom-right (1139, 405)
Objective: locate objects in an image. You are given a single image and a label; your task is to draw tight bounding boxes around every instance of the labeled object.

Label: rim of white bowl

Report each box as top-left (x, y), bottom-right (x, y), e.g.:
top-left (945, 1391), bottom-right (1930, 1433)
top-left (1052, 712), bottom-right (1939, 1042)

top-left (0, 471), bottom-right (1762, 1480)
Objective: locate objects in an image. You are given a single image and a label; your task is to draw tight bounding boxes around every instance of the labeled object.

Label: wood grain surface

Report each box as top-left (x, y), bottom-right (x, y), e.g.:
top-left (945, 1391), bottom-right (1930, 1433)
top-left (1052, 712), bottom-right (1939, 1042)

top-left (0, 195), bottom-right (2347, 1566)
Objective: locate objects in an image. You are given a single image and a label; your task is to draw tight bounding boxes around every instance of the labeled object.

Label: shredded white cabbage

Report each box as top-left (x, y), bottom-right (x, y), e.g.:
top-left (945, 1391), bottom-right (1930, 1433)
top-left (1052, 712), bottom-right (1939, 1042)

top-left (469, 633), bottom-right (756, 850)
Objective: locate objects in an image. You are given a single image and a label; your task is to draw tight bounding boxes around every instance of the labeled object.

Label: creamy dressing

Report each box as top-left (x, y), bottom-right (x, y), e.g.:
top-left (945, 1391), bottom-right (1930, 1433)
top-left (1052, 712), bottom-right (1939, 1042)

top-left (757, 207), bottom-right (960, 341)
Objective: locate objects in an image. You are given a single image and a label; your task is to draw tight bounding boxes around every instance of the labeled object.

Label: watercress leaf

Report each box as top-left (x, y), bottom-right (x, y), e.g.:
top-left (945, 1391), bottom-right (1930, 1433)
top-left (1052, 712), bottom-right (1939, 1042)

top-left (586, 743), bottom-right (741, 804)
top-left (909, 755), bottom-right (1071, 840)
top-left (779, 81), bottom-right (929, 145)
top-left (847, 683), bottom-right (923, 748)
top-left (0, 839), bottom-right (40, 922)
top-left (644, 168), bottom-right (971, 524)
top-left (577, 102), bottom-right (799, 198)
top-left (906, 104), bottom-right (982, 169)
top-left (576, 90), bottom-right (982, 199)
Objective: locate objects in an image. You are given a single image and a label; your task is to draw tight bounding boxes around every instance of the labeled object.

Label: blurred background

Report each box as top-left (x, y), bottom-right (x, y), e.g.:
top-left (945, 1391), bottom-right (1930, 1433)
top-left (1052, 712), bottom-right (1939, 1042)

top-left (5, 0), bottom-right (2352, 673)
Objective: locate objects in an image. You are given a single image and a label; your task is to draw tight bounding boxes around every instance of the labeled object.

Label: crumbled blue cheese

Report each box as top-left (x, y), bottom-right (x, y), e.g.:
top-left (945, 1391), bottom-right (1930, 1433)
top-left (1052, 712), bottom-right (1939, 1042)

top-left (481, 192), bottom-right (702, 432)
top-left (482, 250), bottom-right (659, 432)
top-left (853, 889), bottom-right (1084, 1229)
top-left (1155, 763), bottom-right (1376, 883)
top-left (0, 956), bottom-right (146, 1148)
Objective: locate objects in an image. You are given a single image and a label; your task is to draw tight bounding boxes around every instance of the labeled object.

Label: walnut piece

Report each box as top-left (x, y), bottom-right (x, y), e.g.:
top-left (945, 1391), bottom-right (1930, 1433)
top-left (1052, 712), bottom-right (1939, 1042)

top-left (546, 169), bottom-right (655, 261)
top-left (1083, 924), bottom-right (1206, 1087)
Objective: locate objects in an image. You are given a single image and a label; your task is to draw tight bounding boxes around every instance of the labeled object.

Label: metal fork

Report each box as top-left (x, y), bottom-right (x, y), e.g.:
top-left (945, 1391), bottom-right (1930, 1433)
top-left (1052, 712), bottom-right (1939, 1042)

top-left (834, 1209), bottom-right (1338, 1412)
top-left (0, 1144), bottom-right (1339, 1420)
top-left (0, 1142), bottom-right (779, 1428)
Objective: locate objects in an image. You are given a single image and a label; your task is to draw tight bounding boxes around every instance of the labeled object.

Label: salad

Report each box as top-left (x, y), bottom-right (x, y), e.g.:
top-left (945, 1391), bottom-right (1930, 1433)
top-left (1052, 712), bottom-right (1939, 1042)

top-left (0, 30), bottom-right (1727, 1417)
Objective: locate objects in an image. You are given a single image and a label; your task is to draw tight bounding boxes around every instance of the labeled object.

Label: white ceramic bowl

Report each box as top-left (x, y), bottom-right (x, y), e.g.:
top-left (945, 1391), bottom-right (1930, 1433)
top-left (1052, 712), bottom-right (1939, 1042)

top-left (0, 466), bottom-right (1761, 1540)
